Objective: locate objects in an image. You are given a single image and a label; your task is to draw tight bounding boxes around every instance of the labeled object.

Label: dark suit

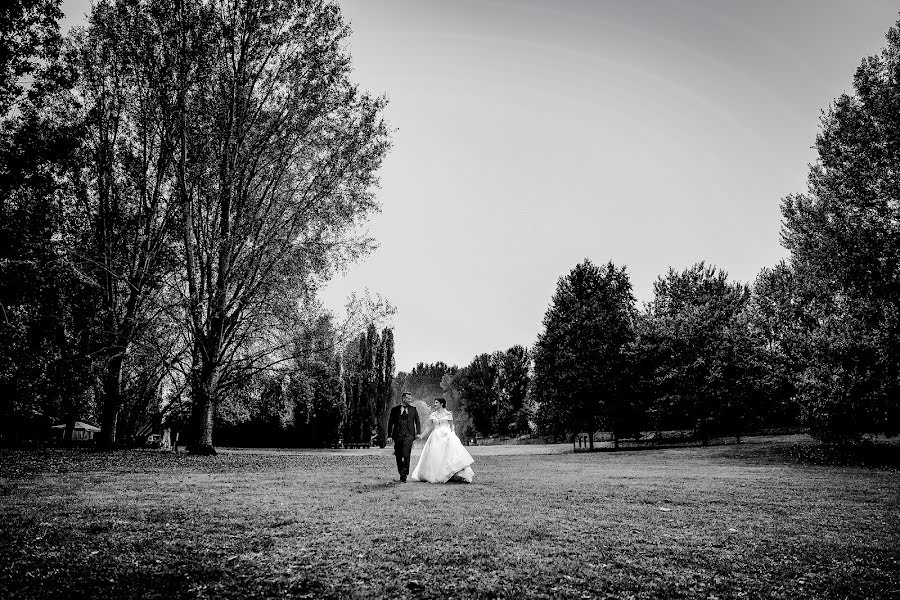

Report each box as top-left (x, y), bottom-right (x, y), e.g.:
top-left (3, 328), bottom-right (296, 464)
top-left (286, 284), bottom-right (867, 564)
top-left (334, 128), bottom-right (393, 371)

top-left (387, 404), bottom-right (421, 480)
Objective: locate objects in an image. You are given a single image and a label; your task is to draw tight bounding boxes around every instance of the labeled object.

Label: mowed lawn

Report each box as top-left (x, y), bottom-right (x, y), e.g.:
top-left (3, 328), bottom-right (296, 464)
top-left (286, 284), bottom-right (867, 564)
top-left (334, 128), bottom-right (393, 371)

top-left (1, 438), bottom-right (898, 599)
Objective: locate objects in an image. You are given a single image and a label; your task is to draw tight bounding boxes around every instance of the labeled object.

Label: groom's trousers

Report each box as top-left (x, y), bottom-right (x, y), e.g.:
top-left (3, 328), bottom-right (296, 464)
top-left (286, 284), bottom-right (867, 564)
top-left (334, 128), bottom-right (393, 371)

top-left (394, 437), bottom-right (414, 477)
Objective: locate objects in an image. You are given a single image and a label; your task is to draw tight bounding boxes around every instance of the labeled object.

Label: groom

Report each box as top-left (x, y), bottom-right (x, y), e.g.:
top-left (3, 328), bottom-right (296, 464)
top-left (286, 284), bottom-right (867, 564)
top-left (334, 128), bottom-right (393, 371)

top-left (387, 392), bottom-right (421, 482)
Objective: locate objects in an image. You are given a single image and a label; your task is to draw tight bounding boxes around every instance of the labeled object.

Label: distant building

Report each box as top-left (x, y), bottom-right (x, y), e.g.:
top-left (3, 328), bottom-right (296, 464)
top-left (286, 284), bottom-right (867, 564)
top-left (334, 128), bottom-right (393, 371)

top-left (50, 422), bottom-right (101, 443)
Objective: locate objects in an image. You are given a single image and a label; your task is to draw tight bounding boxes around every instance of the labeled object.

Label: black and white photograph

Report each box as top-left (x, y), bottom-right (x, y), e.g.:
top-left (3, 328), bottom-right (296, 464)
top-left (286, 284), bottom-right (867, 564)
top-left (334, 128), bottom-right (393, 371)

top-left (1, 0), bottom-right (899, 598)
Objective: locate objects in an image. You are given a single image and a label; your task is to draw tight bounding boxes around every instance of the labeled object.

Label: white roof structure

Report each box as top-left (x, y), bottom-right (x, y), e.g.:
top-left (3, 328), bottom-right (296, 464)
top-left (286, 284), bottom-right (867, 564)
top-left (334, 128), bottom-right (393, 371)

top-left (50, 421), bottom-right (101, 432)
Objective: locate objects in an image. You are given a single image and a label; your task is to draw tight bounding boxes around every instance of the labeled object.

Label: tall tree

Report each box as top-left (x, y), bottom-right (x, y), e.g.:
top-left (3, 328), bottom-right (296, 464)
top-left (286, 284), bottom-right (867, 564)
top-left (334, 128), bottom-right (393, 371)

top-left (340, 333), bottom-right (362, 445)
top-left (361, 323), bottom-right (378, 443)
top-left (495, 345), bottom-right (532, 436)
top-left (745, 262), bottom-right (805, 429)
top-left (644, 263), bottom-right (752, 445)
top-left (453, 354), bottom-right (499, 437)
top-left (438, 366), bottom-right (472, 439)
top-left (292, 312), bottom-right (343, 447)
top-left (780, 18), bottom-right (900, 442)
top-left (0, 1), bottom-right (97, 442)
top-left (340, 325), bottom-right (387, 446)
top-left (532, 259), bottom-right (635, 449)
top-left (373, 327), bottom-right (394, 447)
top-left (69, 0), bottom-right (184, 446)
top-left (172, 0), bottom-right (390, 453)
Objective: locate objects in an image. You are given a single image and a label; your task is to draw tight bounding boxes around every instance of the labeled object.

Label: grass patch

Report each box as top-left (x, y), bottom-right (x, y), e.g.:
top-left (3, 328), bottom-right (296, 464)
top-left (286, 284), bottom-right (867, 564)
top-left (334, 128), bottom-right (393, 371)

top-left (1, 438), bottom-right (898, 599)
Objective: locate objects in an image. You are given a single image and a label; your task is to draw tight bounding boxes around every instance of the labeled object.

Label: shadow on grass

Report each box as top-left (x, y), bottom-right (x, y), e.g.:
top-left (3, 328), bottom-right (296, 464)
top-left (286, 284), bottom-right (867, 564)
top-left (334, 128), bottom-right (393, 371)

top-left (779, 439), bottom-right (900, 469)
top-left (572, 437), bottom-right (900, 470)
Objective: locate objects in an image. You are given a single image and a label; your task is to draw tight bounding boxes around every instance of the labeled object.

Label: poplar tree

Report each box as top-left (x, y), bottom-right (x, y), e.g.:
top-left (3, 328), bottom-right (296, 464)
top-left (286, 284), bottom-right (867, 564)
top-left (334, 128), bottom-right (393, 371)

top-left (780, 18), bottom-right (900, 442)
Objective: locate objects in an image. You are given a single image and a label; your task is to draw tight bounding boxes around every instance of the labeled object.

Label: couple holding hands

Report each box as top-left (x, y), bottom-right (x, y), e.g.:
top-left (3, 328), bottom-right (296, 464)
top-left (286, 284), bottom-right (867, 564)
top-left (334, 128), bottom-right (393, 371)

top-left (387, 392), bottom-right (475, 484)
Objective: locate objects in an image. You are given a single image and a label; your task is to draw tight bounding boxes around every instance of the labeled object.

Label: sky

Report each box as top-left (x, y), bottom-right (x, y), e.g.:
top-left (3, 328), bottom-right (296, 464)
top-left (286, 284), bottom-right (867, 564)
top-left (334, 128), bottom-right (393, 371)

top-left (60, 0), bottom-right (900, 372)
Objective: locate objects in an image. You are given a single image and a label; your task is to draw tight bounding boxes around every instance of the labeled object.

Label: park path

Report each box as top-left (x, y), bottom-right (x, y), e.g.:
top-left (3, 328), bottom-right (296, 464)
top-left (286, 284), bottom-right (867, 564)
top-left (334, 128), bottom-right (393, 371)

top-left (217, 434), bottom-right (812, 458)
top-left (218, 442), bottom-right (573, 457)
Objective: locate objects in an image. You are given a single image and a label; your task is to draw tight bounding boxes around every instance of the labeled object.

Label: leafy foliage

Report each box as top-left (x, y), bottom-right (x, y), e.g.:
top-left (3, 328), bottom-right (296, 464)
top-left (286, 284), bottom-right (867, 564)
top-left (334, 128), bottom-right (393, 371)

top-left (167, 0), bottom-right (390, 453)
top-left (780, 18), bottom-right (900, 442)
top-left (642, 263), bottom-right (754, 444)
top-left (744, 262), bottom-right (804, 429)
top-left (495, 345), bottom-right (532, 435)
top-left (450, 354), bottom-right (498, 436)
top-left (0, 3), bottom-right (98, 444)
top-left (1, 0), bottom-right (390, 450)
top-left (396, 362), bottom-right (453, 404)
top-left (532, 260), bottom-right (635, 447)
top-left (342, 324), bottom-right (394, 446)
top-left (0, 0), bottom-right (63, 113)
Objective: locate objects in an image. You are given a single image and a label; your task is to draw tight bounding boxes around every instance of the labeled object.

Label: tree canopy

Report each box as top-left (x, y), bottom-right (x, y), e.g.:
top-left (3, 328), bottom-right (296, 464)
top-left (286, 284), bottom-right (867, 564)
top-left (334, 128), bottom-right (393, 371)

top-left (780, 17), bottom-right (900, 442)
top-left (532, 260), bottom-right (635, 448)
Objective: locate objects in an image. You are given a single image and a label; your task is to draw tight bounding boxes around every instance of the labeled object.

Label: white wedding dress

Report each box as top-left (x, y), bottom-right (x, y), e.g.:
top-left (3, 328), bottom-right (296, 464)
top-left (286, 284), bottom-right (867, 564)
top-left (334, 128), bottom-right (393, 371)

top-left (410, 410), bottom-right (475, 483)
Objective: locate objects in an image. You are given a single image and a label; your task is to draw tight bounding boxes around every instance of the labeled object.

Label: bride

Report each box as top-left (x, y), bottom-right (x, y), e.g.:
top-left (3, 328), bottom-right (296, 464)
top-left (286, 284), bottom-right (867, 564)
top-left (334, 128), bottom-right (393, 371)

top-left (410, 398), bottom-right (475, 483)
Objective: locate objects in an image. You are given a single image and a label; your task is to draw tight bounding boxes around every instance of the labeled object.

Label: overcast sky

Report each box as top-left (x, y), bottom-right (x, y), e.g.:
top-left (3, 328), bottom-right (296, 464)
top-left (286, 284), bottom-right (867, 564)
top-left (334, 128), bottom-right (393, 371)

top-left (61, 1), bottom-right (900, 372)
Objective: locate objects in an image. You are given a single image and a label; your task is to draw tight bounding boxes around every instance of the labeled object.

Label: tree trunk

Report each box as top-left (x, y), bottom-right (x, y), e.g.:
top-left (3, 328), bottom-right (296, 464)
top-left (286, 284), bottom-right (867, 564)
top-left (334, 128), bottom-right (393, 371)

top-left (98, 352), bottom-right (125, 449)
top-left (63, 414), bottom-right (75, 448)
top-left (613, 429), bottom-right (619, 451)
top-left (588, 428), bottom-right (594, 451)
top-left (190, 397), bottom-right (216, 455)
top-left (188, 365), bottom-right (217, 455)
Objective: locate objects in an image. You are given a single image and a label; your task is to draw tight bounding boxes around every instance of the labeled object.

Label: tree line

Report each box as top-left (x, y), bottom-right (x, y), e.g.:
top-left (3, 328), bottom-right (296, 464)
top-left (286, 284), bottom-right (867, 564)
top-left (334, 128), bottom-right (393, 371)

top-left (393, 350), bottom-right (533, 443)
top-left (0, 0), bottom-right (392, 452)
top-left (214, 320), bottom-right (395, 449)
top-left (408, 17), bottom-right (900, 448)
top-left (3, 3), bottom-right (898, 451)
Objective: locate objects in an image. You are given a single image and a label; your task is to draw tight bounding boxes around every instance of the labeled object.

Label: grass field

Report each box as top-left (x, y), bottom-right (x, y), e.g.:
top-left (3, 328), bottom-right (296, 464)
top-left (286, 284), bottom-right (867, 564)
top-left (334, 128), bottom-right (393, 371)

top-left (1, 437), bottom-right (898, 599)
